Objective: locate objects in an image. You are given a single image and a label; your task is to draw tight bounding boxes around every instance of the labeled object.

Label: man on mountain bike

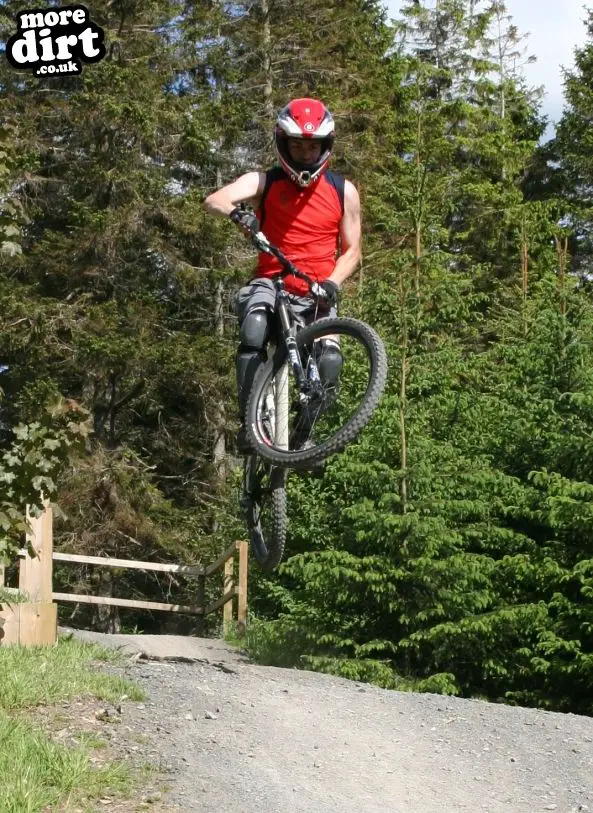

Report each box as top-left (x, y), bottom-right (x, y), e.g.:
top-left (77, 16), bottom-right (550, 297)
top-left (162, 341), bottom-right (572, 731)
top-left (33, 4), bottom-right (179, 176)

top-left (203, 97), bottom-right (361, 453)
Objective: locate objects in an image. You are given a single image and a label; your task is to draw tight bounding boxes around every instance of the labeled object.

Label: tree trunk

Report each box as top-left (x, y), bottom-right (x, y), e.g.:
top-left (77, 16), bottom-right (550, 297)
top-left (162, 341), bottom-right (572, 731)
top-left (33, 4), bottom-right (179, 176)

top-left (414, 92), bottom-right (424, 307)
top-left (261, 0), bottom-right (275, 125)
top-left (520, 212), bottom-right (528, 335)
top-left (555, 235), bottom-right (568, 317)
top-left (495, 4), bottom-right (507, 182)
top-left (91, 569), bottom-right (121, 633)
top-left (212, 272), bottom-right (227, 478)
top-left (210, 155), bottom-right (228, 481)
top-left (399, 264), bottom-right (409, 515)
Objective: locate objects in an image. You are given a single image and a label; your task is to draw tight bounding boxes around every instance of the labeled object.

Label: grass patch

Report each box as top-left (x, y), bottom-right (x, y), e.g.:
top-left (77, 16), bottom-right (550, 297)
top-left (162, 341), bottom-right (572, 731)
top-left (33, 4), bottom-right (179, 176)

top-left (222, 620), bottom-right (248, 650)
top-left (231, 614), bottom-right (305, 669)
top-left (0, 709), bottom-right (132, 813)
top-left (0, 636), bottom-right (145, 710)
top-left (0, 637), bottom-right (147, 811)
top-left (76, 731), bottom-right (109, 749)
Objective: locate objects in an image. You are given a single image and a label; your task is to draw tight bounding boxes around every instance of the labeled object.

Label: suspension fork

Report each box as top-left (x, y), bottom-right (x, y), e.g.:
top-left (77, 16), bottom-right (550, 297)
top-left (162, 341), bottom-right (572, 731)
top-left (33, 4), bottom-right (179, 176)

top-left (276, 285), bottom-right (307, 391)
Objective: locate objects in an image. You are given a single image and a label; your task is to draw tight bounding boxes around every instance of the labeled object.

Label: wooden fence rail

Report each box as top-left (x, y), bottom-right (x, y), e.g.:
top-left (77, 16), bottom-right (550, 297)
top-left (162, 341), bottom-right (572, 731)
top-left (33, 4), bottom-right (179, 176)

top-left (0, 501), bottom-right (248, 647)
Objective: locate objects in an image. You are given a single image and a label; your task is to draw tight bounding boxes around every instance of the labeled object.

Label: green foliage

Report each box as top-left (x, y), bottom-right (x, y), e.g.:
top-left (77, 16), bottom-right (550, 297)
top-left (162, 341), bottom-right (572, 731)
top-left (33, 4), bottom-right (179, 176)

top-left (0, 588), bottom-right (28, 604)
top-left (551, 8), bottom-right (593, 275)
top-left (0, 397), bottom-right (91, 560)
top-left (303, 656), bottom-right (460, 695)
top-left (0, 121), bottom-right (22, 259)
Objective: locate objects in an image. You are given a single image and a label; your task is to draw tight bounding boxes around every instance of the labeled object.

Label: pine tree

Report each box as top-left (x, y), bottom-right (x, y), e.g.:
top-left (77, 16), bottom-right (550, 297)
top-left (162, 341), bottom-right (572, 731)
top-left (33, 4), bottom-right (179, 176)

top-left (246, 1), bottom-right (593, 715)
top-left (0, 0), bottom-right (236, 627)
top-left (550, 9), bottom-right (593, 280)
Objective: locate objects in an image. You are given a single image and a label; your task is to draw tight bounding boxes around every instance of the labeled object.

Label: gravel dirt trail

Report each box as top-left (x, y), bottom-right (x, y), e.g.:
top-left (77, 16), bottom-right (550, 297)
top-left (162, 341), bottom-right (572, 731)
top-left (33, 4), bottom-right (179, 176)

top-left (65, 629), bottom-right (593, 813)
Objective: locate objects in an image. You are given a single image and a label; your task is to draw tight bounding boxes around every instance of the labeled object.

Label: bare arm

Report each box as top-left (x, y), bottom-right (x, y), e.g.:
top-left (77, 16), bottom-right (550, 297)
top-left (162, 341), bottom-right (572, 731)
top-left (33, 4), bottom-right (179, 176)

top-left (203, 171), bottom-right (266, 217)
top-left (328, 180), bottom-right (361, 287)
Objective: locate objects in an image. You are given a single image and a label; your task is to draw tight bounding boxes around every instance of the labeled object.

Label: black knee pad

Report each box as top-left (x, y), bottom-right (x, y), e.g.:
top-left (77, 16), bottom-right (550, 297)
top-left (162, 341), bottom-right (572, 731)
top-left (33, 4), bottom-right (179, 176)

top-left (316, 339), bottom-right (343, 385)
top-left (240, 308), bottom-right (270, 350)
top-left (236, 309), bottom-right (272, 416)
top-left (236, 347), bottom-right (267, 415)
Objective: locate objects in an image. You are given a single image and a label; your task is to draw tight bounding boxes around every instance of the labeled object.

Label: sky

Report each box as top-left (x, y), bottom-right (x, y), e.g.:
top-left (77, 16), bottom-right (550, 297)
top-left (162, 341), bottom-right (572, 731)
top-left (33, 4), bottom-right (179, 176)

top-left (385, 0), bottom-right (590, 138)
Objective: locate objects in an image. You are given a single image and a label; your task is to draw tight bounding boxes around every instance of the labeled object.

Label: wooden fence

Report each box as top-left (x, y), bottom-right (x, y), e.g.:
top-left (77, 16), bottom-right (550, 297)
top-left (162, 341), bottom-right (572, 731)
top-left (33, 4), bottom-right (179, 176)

top-left (0, 501), bottom-right (248, 647)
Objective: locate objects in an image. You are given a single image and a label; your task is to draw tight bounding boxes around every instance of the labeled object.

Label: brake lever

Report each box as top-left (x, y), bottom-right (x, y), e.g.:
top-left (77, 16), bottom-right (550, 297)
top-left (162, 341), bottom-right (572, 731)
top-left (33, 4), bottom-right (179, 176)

top-left (310, 281), bottom-right (332, 303)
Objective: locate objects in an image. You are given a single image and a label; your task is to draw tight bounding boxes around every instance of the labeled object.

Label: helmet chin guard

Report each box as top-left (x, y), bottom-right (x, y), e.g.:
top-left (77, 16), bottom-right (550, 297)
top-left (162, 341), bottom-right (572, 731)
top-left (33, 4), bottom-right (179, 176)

top-left (275, 98), bottom-right (335, 187)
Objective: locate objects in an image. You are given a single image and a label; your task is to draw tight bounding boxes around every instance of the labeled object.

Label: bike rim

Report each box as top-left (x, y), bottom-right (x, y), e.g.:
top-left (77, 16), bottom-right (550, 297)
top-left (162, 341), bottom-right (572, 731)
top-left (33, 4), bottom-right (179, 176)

top-left (253, 323), bottom-right (377, 458)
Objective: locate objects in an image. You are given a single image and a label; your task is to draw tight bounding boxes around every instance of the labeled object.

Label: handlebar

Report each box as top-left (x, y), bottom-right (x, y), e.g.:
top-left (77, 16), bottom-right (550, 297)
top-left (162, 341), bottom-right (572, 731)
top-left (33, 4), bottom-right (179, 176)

top-left (247, 228), bottom-right (329, 300)
top-left (250, 230), bottom-right (303, 276)
top-left (230, 204), bottom-right (333, 301)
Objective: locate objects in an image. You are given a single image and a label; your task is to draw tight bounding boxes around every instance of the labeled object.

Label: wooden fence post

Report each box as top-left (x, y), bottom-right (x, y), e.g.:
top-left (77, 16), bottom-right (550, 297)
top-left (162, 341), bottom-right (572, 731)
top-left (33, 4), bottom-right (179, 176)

top-left (223, 556), bottom-right (234, 635)
top-left (0, 500), bottom-right (57, 646)
top-left (237, 540), bottom-right (248, 637)
top-left (20, 501), bottom-right (54, 602)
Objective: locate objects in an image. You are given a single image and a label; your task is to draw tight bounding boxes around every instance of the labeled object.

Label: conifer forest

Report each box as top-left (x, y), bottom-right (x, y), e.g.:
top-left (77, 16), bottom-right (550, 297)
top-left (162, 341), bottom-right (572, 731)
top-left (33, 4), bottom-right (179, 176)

top-left (2, 0), bottom-right (593, 715)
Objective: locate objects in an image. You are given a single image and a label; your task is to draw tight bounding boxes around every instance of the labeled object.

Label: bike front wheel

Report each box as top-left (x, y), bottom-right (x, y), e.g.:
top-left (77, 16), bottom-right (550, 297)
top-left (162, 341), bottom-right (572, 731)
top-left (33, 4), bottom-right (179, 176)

top-left (245, 317), bottom-right (387, 468)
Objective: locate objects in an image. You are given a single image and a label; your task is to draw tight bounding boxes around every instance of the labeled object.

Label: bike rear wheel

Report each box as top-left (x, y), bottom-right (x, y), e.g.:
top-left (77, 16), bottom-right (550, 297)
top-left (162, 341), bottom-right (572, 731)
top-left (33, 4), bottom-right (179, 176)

top-left (246, 317), bottom-right (387, 468)
top-left (241, 364), bottom-right (289, 571)
top-left (242, 455), bottom-right (287, 571)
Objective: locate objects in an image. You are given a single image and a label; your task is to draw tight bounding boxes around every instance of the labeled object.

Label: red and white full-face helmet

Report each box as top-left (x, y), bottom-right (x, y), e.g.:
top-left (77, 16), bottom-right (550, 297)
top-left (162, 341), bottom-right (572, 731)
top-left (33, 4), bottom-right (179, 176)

top-left (275, 98), bottom-right (335, 187)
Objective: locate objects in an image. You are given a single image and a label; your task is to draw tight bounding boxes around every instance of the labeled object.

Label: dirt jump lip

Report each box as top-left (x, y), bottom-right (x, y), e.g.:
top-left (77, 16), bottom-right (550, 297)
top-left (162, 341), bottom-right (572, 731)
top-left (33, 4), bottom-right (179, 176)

top-left (59, 627), bottom-right (249, 667)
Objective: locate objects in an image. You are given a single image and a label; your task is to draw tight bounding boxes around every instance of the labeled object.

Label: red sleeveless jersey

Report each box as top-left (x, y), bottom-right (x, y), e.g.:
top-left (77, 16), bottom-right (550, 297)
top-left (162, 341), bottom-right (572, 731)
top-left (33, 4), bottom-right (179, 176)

top-left (255, 168), bottom-right (344, 296)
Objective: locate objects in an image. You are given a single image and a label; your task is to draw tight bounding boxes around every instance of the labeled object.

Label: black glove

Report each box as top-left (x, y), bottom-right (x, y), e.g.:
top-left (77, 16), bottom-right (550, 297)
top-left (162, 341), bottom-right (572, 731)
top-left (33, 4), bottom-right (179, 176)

top-left (313, 278), bottom-right (340, 307)
top-left (229, 206), bottom-right (259, 234)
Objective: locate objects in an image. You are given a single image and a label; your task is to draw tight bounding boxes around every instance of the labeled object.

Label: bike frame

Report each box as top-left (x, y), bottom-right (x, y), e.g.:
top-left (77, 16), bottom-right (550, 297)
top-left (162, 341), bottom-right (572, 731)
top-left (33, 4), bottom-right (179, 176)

top-left (275, 361), bottom-right (289, 451)
top-left (265, 280), bottom-right (306, 456)
top-left (251, 230), bottom-right (328, 407)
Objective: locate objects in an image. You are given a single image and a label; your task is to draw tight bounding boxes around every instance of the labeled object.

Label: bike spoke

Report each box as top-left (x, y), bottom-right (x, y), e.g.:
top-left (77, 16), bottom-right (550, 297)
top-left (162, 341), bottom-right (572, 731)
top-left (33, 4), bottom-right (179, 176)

top-left (256, 327), bottom-right (375, 453)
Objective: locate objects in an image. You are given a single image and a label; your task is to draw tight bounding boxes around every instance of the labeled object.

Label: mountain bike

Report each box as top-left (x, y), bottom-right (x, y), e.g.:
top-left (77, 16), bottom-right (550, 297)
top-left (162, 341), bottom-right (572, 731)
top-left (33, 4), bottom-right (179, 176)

top-left (239, 228), bottom-right (387, 571)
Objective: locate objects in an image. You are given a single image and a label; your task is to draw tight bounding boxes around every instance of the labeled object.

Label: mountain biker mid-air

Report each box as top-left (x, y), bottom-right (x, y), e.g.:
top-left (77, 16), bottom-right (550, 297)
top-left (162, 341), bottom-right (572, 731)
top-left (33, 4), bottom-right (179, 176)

top-left (203, 97), bottom-right (361, 454)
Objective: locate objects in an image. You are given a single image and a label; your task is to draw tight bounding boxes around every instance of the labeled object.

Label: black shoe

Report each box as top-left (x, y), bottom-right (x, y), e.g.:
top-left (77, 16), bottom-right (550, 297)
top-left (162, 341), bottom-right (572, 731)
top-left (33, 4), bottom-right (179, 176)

top-left (236, 424), bottom-right (253, 455)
